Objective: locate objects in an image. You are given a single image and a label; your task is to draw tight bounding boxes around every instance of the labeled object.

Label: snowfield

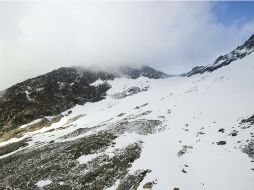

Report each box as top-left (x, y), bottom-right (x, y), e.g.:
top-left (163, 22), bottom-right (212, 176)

top-left (1, 54), bottom-right (254, 189)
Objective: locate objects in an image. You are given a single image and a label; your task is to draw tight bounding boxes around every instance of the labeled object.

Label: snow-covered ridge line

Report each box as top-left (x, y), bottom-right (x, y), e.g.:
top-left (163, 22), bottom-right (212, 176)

top-left (183, 33), bottom-right (254, 77)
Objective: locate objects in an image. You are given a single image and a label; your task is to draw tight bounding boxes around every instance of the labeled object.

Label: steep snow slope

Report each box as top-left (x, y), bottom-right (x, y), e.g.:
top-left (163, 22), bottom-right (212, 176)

top-left (0, 54), bottom-right (254, 189)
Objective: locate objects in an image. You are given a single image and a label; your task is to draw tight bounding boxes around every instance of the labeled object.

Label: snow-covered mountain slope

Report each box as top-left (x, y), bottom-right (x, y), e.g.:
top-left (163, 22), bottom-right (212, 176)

top-left (0, 65), bottom-right (168, 131)
top-left (0, 50), bottom-right (254, 189)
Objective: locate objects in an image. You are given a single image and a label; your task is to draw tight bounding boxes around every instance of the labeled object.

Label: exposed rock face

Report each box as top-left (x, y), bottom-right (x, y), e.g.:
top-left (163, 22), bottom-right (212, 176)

top-left (111, 86), bottom-right (144, 99)
top-left (0, 66), bottom-right (168, 131)
top-left (243, 139), bottom-right (254, 160)
top-left (177, 145), bottom-right (193, 157)
top-left (183, 34), bottom-right (254, 76)
top-left (0, 118), bottom-right (163, 189)
top-left (116, 170), bottom-right (151, 190)
top-left (0, 138), bottom-right (30, 156)
top-left (241, 115), bottom-right (254, 125)
top-left (241, 115), bottom-right (254, 160)
top-left (181, 66), bottom-right (205, 77)
top-left (217, 141), bottom-right (227, 145)
top-left (0, 115), bottom-right (63, 142)
top-left (119, 65), bottom-right (169, 79)
top-left (0, 67), bottom-right (114, 131)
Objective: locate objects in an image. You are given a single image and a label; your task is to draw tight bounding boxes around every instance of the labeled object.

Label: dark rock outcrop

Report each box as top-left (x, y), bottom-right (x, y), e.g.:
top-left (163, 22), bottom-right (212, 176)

top-left (116, 170), bottom-right (151, 190)
top-left (111, 87), bottom-right (145, 99)
top-left (119, 65), bottom-right (169, 79)
top-left (0, 66), bottom-right (168, 132)
top-left (217, 141), bottom-right (227, 145)
top-left (0, 122), bottom-right (143, 189)
top-left (0, 67), bottom-right (114, 131)
top-left (241, 115), bottom-right (254, 125)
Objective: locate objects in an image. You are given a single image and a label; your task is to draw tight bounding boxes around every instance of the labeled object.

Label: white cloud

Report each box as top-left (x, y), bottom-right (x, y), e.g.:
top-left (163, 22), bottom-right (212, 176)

top-left (0, 1), bottom-right (254, 90)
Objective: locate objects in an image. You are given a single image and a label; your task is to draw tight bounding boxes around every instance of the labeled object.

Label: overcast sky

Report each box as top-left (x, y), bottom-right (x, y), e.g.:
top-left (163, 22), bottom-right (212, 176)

top-left (1, 1), bottom-right (254, 90)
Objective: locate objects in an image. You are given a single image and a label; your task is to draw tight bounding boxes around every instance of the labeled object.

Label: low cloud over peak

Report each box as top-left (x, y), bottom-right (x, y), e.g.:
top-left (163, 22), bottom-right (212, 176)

top-left (0, 1), bottom-right (254, 90)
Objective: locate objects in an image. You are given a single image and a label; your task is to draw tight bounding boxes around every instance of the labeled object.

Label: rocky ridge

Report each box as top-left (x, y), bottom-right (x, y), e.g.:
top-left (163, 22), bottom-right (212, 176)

top-left (0, 66), bottom-right (168, 132)
top-left (183, 34), bottom-right (254, 76)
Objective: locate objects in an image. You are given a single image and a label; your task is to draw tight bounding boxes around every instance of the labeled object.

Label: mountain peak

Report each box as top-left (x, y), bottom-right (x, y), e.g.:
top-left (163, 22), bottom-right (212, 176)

top-left (183, 33), bottom-right (254, 77)
top-left (242, 33), bottom-right (254, 50)
top-left (0, 65), bottom-right (167, 130)
top-left (117, 65), bottom-right (169, 79)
